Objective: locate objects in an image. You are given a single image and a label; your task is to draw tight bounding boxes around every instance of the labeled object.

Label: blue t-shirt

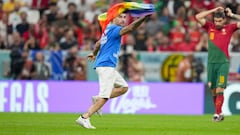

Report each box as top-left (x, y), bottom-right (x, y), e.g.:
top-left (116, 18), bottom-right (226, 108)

top-left (94, 24), bottom-right (122, 69)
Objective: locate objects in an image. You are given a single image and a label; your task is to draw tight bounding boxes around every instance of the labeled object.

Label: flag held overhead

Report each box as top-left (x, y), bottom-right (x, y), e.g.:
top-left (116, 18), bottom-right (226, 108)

top-left (98, 2), bottom-right (155, 33)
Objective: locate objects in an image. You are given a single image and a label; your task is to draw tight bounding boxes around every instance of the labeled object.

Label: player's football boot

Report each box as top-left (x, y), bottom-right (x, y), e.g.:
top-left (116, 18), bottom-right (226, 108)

top-left (212, 114), bottom-right (224, 122)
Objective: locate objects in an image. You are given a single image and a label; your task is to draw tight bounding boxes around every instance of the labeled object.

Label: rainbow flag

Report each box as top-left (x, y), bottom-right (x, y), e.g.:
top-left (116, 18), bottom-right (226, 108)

top-left (98, 2), bottom-right (155, 33)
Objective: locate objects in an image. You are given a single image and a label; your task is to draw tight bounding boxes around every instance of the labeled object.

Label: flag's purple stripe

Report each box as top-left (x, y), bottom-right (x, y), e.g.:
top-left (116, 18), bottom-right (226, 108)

top-left (126, 9), bottom-right (155, 17)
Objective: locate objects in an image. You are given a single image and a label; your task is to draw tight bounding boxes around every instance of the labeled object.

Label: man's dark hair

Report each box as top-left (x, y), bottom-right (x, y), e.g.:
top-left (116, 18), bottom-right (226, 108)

top-left (213, 11), bottom-right (226, 19)
top-left (49, 2), bottom-right (57, 7)
top-left (68, 2), bottom-right (76, 8)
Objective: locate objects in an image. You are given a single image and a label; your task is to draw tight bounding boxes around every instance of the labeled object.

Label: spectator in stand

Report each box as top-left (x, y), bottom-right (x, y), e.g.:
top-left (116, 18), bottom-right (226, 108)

top-left (75, 11), bottom-right (91, 48)
top-left (0, 35), bottom-right (6, 49)
top-left (151, 0), bottom-right (164, 16)
top-left (0, 13), bottom-right (9, 47)
top-left (8, 1), bottom-right (22, 31)
top-left (145, 12), bottom-right (163, 36)
top-left (175, 4), bottom-right (187, 27)
top-left (6, 45), bottom-right (24, 79)
top-left (66, 14), bottom-right (77, 33)
top-left (63, 46), bottom-right (87, 80)
top-left (9, 32), bottom-right (24, 50)
top-left (165, 0), bottom-right (186, 18)
top-left (195, 32), bottom-right (208, 52)
top-left (170, 20), bottom-right (185, 51)
top-left (231, 31), bottom-right (240, 52)
top-left (59, 29), bottom-right (78, 50)
top-left (6, 48), bottom-right (37, 80)
top-left (226, 0), bottom-right (238, 14)
top-left (31, 0), bottom-right (48, 14)
top-left (81, 37), bottom-right (94, 51)
top-left (84, 3), bottom-right (101, 23)
top-left (89, 14), bottom-right (101, 42)
top-left (188, 21), bottom-right (201, 46)
top-left (54, 25), bottom-right (67, 43)
top-left (57, 0), bottom-right (69, 16)
top-left (159, 6), bottom-right (172, 35)
top-left (33, 13), bottom-right (49, 49)
top-left (124, 34), bottom-right (135, 53)
top-left (44, 34), bottom-right (60, 51)
top-left (120, 34), bottom-right (136, 78)
top-left (187, 8), bottom-right (198, 23)
top-left (145, 36), bottom-right (156, 52)
top-left (23, 36), bottom-right (40, 50)
top-left (18, 49), bottom-right (36, 80)
top-left (65, 2), bottom-right (79, 25)
top-left (155, 30), bottom-right (164, 44)
top-left (175, 34), bottom-right (196, 52)
top-left (33, 51), bottom-right (51, 80)
top-left (133, 22), bottom-right (148, 51)
top-left (157, 34), bottom-right (173, 52)
top-left (3, 0), bottom-right (24, 13)
top-left (45, 2), bottom-right (59, 24)
top-left (190, 0), bottom-right (215, 12)
top-left (127, 51), bottom-right (145, 82)
top-left (16, 11), bottom-right (30, 40)
top-left (75, 0), bottom-right (91, 12)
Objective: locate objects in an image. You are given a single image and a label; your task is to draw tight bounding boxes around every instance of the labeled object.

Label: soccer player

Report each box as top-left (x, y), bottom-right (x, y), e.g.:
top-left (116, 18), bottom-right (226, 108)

top-left (195, 7), bottom-right (240, 122)
top-left (75, 13), bottom-right (151, 129)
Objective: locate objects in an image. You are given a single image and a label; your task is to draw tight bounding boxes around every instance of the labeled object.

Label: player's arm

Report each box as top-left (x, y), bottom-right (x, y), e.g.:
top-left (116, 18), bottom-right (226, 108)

top-left (195, 7), bottom-right (224, 26)
top-left (119, 15), bottom-right (150, 36)
top-left (87, 40), bottom-right (100, 61)
top-left (225, 8), bottom-right (240, 28)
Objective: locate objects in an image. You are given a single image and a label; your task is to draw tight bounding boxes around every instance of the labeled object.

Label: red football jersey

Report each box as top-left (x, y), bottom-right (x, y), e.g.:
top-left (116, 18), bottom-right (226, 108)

top-left (203, 22), bottom-right (238, 63)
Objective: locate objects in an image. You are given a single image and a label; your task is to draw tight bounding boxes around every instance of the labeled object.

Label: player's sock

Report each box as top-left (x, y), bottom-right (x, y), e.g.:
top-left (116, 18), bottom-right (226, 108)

top-left (215, 92), bottom-right (224, 114)
top-left (213, 95), bottom-right (217, 114)
top-left (213, 96), bottom-right (217, 106)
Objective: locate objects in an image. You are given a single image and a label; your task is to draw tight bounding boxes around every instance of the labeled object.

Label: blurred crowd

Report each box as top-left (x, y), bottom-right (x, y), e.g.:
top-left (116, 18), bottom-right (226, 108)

top-left (0, 0), bottom-right (240, 80)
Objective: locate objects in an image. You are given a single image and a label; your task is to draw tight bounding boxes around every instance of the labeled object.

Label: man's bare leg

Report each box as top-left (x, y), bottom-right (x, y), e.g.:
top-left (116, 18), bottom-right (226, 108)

top-left (83, 87), bottom-right (128, 118)
top-left (82, 98), bottom-right (108, 118)
top-left (110, 87), bottom-right (128, 98)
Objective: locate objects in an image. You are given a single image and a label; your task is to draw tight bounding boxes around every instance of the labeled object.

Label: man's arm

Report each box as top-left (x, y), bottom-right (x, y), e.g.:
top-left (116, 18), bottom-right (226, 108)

top-left (225, 8), bottom-right (240, 28)
top-left (87, 40), bottom-right (100, 61)
top-left (195, 7), bottom-right (224, 26)
top-left (120, 15), bottom-right (150, 36)
top-left (92, 40), bottom-right (101, 56)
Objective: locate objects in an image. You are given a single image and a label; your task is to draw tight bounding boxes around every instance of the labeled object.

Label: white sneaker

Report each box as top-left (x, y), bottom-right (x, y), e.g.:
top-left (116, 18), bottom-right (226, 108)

top-left (92, 96), bottom-right (103, 116)
top-left (76, 116), bottom-right (96, 129)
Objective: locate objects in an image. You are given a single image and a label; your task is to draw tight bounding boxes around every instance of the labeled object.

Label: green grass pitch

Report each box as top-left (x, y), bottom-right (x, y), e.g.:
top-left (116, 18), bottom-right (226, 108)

top-left (0, 113), bottom-right (239, 135)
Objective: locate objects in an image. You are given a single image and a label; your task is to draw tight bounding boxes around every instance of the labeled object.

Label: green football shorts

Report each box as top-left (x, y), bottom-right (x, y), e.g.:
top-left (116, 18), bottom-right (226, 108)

top-left (207, 62), bottom-right (230, 89)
